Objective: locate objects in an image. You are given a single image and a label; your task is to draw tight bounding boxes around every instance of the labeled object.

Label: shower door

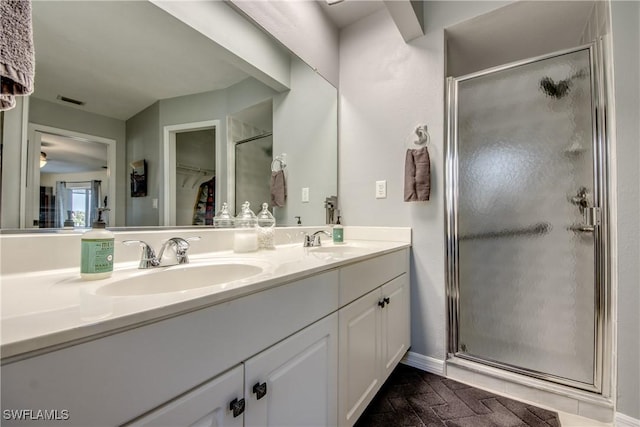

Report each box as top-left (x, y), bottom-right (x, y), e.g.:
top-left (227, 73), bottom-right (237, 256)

top-left (446, 46), bottom-right (608, 392)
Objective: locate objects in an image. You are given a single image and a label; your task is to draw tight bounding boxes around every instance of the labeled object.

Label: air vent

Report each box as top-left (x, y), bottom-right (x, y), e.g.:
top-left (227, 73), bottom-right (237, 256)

top-left (56, 95), bottom-right (85, 106)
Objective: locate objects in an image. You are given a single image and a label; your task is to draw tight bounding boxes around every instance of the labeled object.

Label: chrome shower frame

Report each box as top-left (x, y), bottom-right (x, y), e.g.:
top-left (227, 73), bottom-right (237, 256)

top-left (445, 42), bottom-right (612, 395)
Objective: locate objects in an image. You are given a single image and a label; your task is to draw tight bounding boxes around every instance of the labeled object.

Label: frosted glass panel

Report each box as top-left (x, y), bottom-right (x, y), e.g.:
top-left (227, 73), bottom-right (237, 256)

top-left (456, 49), bottom-right (595, 385)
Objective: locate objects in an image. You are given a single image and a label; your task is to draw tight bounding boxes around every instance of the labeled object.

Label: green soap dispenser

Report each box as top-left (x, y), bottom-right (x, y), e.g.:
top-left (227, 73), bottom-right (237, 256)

top-left (333, 215), bottom-right (344, 244)
top-left (81, 208), bottom-right (114, 280)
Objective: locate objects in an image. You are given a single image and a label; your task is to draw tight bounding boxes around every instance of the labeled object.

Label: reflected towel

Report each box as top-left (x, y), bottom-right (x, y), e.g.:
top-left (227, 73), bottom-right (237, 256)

top-left (270, 170), bottom-right (287, 207)
top-left (0, 0), bottom-right (35, 111)
top-left (404, 146), bottom-right (430, 202)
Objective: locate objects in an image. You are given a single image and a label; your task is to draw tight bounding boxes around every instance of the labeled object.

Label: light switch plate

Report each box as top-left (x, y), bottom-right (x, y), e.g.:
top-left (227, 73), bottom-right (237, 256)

top-left (302, 187), bottom-right (310, 203)
top-left (152, 198), bottom-right (158, 209)
top-left (376, 180), bottom-right (387, 199)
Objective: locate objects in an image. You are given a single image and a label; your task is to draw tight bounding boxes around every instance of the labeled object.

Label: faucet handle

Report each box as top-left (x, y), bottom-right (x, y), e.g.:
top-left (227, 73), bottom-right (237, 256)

top-left (303, 230), bottom-right (331, 247)
top-left (161, 236), bottom-right (200, 264)
top-left (123, 240), bottom-right (160, 269)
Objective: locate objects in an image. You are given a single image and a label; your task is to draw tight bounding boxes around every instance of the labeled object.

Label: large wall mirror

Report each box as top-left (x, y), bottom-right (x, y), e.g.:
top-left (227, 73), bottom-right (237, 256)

top-left (0, 0), bottom-right (337, 231)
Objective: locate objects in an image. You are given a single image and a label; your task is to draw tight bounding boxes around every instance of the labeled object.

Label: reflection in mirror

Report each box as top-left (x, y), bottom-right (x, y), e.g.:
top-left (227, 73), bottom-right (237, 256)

top-left (24, 124), bottom-right (117, 229)
top-left (0, 0), bottom-right (337, 231)
top-left (38, 133), bottom-right (108, 229)
top-left (235, 134), bottom-right (273, 215)
top-left (176, 128), bottom-right (216, 226)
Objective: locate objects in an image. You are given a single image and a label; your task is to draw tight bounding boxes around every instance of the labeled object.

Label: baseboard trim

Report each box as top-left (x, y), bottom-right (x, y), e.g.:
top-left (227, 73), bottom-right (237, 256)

top-left (401, 351), bottom-right (445, 375)
top-left (616, 412), bottom-right (640, 427)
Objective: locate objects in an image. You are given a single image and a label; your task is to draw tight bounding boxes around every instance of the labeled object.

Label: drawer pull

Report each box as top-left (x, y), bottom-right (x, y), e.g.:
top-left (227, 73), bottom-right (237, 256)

top-left (384, 297), bottom-right (390, 305)
top-left (378, 299), bottom-right (386, 308)
top-left (253, 382), bottom-right (268, 400)
top-left (229, 398), bottom-right (245, 417)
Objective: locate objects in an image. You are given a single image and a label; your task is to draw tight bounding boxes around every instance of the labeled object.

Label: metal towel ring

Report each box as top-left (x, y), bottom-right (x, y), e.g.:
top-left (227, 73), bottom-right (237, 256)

top-left (414, 125), bottom-right (429, 146)
top-left (271, 154), bottom-right (287, 172)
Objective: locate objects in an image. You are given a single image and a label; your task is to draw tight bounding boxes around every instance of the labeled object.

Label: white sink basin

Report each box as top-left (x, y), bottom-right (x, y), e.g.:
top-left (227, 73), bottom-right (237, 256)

top-left (308, 244), bottom-right (369, 258)
top-left (96, 262), bottom-right (265, 297)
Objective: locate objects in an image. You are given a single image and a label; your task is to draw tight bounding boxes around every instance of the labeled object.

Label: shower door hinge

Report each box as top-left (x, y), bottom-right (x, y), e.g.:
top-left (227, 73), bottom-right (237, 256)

top-left (584, 207), bottom-right (601, 227)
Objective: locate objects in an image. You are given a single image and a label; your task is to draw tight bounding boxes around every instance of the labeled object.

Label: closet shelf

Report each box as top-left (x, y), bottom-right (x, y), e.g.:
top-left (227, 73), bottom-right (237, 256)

top-left (176, 163), bottom-right (215, 176)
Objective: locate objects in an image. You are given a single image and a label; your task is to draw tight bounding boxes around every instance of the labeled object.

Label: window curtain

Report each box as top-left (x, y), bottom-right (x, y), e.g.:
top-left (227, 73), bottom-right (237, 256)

top-left (90, 180), bottom-right (102, 225)
top-left (55, 181), bottom-right (72, 228)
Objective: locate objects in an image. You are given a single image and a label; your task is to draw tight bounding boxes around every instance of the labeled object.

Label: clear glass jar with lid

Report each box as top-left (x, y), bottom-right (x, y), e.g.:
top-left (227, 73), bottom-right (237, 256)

top-left (233, 201), bottom-right (258, 252)
top-left (257, 202), bottom-right (276, 249)
top-left (213, 202), bottom-right (234, 228)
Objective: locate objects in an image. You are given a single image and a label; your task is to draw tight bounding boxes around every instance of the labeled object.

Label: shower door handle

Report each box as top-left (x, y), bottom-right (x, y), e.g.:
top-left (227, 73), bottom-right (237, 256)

top-left (569, 224), bottom-right (594, 233)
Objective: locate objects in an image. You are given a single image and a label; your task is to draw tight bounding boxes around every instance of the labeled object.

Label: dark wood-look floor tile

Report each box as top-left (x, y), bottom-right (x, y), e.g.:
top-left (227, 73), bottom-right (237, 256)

top-left (355, 364), bottom-right (562, 427)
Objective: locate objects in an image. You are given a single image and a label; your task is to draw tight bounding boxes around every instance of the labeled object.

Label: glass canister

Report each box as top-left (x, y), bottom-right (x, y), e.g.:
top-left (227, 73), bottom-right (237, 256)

top-left (257, 202), bottom-right (276, 249)
top-left (233, 202), bottom-right (258, 253)
top-left (213, 202), bottom-right (234, 228)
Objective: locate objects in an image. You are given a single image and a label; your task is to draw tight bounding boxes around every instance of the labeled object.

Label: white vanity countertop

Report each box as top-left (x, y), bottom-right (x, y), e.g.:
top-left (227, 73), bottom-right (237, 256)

top-left (1, 236), bottom-right (410, 362)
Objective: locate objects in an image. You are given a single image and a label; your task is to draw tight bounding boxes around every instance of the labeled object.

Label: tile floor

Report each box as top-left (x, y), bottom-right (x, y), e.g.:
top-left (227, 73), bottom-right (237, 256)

top-left (356, 363), bottom-right (613, 427)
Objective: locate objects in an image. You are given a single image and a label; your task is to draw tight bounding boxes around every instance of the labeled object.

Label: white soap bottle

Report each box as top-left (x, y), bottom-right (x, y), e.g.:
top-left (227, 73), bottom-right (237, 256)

top-left (81, 208), bottom-right (114, 280)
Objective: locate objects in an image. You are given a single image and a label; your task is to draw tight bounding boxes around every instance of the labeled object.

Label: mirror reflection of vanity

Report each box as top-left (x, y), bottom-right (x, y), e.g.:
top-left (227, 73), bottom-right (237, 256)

top-left (0, 0), bottom-right (337, 230)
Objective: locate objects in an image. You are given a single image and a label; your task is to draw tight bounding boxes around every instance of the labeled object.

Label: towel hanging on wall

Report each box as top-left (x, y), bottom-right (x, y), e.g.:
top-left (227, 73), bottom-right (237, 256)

top-left (0, 0), bottom-right (35, 111)
top-left (270, 170), bottom-right (287, 207)
top-left (404, 146), bottom-right (431, 202)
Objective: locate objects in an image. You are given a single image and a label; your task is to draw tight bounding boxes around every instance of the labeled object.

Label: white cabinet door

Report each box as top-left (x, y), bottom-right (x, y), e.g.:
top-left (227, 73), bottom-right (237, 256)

top-left (380, 274), bottom-right (410, 379)
top-left (338, 288), bottom-right (383, 427)
top-left (127, 365), bottom-right (244, 427)
top-left (244, 313), bottom-right (338, 427)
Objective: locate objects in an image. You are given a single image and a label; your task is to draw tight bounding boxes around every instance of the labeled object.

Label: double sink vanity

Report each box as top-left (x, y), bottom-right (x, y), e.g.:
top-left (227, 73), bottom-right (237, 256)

top-left (1, 226), bottom-right (411, 426)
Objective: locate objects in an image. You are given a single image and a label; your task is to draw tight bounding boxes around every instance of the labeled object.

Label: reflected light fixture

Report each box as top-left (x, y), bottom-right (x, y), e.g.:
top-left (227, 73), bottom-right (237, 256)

top-left (326, 0), bottom-right (344, 4)
top-left (40, 151), bottom-right (47, 168)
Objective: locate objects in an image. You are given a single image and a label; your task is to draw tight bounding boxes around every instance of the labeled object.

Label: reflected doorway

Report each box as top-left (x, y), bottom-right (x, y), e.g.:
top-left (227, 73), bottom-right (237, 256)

top-left (23, 124), bottom-right (116, 228)
top-left (176, 128), bottom-right (216, 226)
top-left (163, 120), bottom-right (220, 226)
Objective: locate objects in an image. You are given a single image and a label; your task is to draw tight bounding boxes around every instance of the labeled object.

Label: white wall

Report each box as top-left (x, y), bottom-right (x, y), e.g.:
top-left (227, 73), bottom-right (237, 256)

top-left (125, 102), bottom-right (160, 226)
top-left (339, 2), bottom-right (507, 361)
top-left (610, 0), bottom-right (640, 419)
top-left (230, 0), bottom-right (340, 87)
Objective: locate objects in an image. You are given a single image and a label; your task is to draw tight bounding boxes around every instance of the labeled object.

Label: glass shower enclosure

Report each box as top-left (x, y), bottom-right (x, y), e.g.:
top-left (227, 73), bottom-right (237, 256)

top-left (445, 45), bottom-right (609, 392)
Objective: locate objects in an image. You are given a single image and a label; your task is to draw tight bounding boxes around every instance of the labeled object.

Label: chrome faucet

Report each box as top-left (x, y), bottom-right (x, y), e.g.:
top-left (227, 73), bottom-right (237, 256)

top-left (123, 237), bottom-right (200, 269)
top-left (303, 230), bottom-right (332, 247)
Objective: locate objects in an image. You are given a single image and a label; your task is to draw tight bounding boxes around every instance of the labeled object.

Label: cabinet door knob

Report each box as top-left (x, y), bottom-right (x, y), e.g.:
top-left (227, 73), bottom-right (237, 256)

top-left (253, 382), bottom-right (268, 400)
top-left (384, 297), bottom-right (390, 305)
top-left (229, 398), bottom-right (245, 417)
top-left (378, 299), bottom-right (386, 308)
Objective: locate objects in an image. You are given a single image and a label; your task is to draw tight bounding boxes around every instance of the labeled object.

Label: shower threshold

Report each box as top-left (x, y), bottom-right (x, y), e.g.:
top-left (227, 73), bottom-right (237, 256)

top-left (446, 356), bottom-right (614, 423)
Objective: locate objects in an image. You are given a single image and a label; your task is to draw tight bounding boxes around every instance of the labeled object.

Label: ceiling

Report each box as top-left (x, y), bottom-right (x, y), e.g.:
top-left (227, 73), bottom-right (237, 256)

top-left (316, 0), bottom-right (386, 29)
top-left (40, 133), bottom-right (107, 174)
top-left (31, 1), bottom-right (250, 121)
